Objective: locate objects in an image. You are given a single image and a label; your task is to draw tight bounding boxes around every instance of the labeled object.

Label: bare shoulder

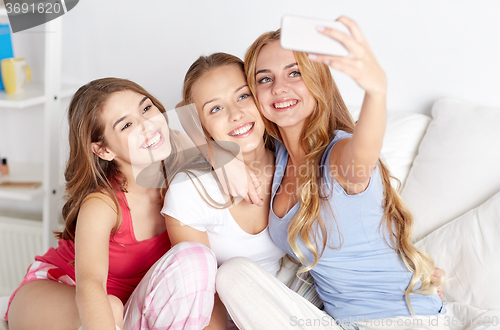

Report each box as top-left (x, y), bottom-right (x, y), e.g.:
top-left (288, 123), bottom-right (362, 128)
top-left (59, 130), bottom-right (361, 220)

top-left (329, 137), bottom-right (351, 169)
top-left (329, 137), bottom-right (370, 194)
top-left (78, 191), bottom-right (118, 230)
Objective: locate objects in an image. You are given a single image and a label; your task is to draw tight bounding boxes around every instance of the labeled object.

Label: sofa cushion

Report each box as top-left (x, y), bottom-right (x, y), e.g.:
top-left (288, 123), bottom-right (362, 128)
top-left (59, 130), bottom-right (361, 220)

top-left (349, 107), bottom-right (431, 188)
top-left (402, 98), bottom-right (500, 240)
top-left (415, 190), bottom-right (500, 310)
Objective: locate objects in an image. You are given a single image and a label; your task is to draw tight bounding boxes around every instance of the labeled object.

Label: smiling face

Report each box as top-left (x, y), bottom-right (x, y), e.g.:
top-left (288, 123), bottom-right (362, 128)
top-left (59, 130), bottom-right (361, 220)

top-left (190, 64), bottom-right (266, 155)
top-left (254, 41), bottom-right (316, 133)
top-left (95, 90), bottom-right (171, 169)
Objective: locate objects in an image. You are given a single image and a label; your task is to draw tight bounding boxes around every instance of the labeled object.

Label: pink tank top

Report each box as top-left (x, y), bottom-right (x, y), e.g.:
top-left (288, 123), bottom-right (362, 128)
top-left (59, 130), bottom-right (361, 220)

top-left (36, 189), bottom-right (171, 304)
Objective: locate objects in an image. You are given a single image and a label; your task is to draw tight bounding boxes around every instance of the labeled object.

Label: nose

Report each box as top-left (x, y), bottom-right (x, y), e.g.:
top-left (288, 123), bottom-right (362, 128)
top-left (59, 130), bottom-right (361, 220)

top-left (228, 104), bottom-right (244, 123)
top-left (271, 75), bottom-right (289, 95)
top-left (139, 117), bottom-right (155, 136)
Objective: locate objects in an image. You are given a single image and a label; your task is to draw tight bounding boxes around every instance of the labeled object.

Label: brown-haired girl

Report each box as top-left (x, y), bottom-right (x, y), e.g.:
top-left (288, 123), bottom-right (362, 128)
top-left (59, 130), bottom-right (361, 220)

top-left (216, 17), bottom-right (447, 330)
top-left (5, 78), bottom-right (217, 330)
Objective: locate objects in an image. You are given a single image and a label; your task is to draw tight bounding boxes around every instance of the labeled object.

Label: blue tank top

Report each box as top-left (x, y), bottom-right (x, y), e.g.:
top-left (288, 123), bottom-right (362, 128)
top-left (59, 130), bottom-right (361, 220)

top-left (269, 130), bottom-right (444, 322)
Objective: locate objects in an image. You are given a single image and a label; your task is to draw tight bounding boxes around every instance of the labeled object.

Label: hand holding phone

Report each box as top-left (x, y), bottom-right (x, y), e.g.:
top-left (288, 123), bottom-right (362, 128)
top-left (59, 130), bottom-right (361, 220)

top-left (280, 15), bottom-right (350, 57)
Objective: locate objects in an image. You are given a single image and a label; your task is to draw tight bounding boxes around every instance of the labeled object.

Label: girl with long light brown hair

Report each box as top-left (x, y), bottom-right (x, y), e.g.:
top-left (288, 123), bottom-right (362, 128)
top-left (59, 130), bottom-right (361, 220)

top-left (5, 78), bottom-right (217, 330)
top-left (216, 17), bottom-right (447, 329)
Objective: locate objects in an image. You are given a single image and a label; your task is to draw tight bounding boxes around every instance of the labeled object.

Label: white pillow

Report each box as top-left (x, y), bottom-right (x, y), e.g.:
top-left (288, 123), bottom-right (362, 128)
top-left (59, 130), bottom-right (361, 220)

top-left (349, 106), bottom-right (431, 188)
top-left (415, 190), bottom-right (500, 310)
top-left (402, 98), bottom-right (500, 240)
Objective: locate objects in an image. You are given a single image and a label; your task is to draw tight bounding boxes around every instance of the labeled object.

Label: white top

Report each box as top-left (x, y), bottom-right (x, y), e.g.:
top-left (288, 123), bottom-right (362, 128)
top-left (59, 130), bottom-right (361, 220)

top-left (162, 171), bottom-right (286, 276)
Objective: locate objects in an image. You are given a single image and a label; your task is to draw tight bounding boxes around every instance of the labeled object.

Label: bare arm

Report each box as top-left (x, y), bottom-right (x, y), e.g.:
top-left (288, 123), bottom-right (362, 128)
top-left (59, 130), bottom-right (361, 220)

top-left (74, 193), bottom-right (120, 330)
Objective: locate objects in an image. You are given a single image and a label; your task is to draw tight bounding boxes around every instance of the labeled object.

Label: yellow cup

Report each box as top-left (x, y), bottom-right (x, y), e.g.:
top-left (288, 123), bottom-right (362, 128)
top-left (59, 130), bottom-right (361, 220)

top-left (1, 58), bottom-right (32, 94)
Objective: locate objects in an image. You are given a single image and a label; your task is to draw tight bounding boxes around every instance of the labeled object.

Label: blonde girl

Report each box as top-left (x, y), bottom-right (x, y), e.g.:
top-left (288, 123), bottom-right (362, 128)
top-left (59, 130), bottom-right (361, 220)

top-left (5, 78), bottom-right (217, 330)
top-left (216, 17), bottom-right (447, 330)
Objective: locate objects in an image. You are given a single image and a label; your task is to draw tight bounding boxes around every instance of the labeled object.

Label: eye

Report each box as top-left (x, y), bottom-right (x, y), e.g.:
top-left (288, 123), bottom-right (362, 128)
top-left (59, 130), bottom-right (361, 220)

top-left (257, 76), bottom-right (272, 84)
top-left (289, 71), bottom-right (301, 77)
top-left (121, 122), bottom-right (132, 131)
top-left (210, 105), bottom-right (222, 114)
top-left (142, 105), bottom-right (152, 114)
top-left (238, 93), bottom-right (251, 101)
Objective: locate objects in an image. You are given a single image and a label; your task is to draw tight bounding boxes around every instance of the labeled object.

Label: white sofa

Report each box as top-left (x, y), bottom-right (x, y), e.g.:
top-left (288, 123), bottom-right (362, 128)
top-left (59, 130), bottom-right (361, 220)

top-left (1, 97), bottom-right (499, 329)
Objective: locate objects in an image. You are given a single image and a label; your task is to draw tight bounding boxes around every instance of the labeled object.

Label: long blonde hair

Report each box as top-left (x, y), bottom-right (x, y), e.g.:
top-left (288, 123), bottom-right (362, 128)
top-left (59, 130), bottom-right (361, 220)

top-left (245, 30), bottom-right (440, 313)
top-left (56, 78), bottom-right (180, 242)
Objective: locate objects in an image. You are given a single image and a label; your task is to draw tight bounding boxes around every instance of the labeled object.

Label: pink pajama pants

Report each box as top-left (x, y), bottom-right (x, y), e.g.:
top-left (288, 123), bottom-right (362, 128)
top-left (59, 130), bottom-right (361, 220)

top-left (123, 241), bottom-right (217, 330)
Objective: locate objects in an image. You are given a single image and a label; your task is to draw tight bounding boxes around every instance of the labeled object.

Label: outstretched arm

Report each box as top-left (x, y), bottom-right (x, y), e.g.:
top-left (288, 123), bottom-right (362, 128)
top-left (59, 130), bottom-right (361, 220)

top-left (310, 16), bottom-right (387, 191)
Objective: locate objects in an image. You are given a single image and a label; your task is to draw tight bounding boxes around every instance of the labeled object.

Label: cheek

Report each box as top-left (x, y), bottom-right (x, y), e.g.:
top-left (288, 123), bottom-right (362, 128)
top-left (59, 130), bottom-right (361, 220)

top-left (255, 86), bottom-right (268, 104)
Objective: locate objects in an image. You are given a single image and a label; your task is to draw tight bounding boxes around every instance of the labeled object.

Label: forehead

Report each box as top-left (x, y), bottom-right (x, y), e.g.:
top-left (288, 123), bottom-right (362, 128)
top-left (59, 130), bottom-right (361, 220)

top-left (256, 41), bottom-right (296, 70)
top-left (101, 90), bottom-right (144, 118)
top-left (192, 65), bottom-right (246, 102)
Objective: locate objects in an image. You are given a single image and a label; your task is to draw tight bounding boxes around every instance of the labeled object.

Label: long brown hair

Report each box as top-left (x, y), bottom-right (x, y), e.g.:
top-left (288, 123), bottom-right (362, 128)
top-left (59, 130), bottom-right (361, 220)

top-left (56, 77), bottom-right (179, 242)
top-left (245, 30), bottom-right (440, 314)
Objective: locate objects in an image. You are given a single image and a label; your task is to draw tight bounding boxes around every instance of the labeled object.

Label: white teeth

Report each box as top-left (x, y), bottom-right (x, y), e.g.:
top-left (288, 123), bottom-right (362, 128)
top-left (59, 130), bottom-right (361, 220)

top-left (229, 123), bottom-right (254, 136)
top-left (274, 100), bottom-right (297, 109)
top-left (145, 132), bottom-right (161, 148)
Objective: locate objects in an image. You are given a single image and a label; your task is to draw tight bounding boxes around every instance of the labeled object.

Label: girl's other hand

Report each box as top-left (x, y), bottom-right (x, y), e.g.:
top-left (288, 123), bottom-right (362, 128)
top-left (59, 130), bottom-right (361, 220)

top-left (431, 267), bottom-right (446, 298)
top-left (215, 154), bottom-right (263, 207)
top-left (308, 16), bottom-right (387, 96)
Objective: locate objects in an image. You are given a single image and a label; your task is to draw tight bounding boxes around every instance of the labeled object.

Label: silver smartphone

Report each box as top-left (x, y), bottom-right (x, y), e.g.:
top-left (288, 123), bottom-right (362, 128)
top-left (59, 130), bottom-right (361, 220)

top-left (280, 15), bottom-right (350, 57)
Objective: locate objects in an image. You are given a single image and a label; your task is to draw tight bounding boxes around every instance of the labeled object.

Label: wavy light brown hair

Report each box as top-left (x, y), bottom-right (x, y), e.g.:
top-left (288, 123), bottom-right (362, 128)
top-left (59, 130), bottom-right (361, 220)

top-left (245, 29), bottom-right (440, 314)
top-left (56, 78), bottom-right (179, 242)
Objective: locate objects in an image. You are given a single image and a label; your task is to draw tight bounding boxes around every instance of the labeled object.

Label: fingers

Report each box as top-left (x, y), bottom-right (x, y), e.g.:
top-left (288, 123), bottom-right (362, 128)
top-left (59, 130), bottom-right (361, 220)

top-left (336, 16), bottom-right (365, 43)
top-left (432, 267), bottom-right (444, 281)
top-left (317, 25), bottom-right (363, 58)
top-left (431, 267), bottom-right (445, 298)
top-left (247, 186), bottom-right (264, 207)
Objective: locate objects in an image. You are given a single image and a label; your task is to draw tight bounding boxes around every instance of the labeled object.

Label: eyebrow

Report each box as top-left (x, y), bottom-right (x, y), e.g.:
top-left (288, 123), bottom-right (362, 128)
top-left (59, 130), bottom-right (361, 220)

top-left (202, 84), bottom-right (248, 111)
top-left (112, 96), bottom-right (149, 129)
top-left (255, 62), bottom-right (298, 76)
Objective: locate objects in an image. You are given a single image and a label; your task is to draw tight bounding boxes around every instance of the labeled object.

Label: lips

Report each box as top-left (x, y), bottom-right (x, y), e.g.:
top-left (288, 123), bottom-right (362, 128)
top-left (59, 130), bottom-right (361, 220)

top-left (141, 130), bottom-right (164, 149)
top-left (272, 98), bottom-right (299, 111)
top-left (228, 122), bottom-right (255, 137)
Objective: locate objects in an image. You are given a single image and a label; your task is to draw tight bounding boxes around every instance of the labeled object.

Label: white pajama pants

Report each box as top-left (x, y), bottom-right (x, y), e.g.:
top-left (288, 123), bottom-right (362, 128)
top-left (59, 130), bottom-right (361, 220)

top-left (216, 257), bottom-right (449, 330)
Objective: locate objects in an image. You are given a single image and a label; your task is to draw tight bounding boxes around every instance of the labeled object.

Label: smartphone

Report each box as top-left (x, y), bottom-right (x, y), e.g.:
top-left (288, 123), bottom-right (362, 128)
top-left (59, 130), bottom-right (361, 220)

top-left (280, 15), bottom-right (350, 57)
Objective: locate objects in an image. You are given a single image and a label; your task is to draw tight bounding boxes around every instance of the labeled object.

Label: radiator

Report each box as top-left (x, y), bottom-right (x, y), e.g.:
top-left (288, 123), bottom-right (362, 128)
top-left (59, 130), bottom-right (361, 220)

top-left (0, 216), bottom-right (44, 297)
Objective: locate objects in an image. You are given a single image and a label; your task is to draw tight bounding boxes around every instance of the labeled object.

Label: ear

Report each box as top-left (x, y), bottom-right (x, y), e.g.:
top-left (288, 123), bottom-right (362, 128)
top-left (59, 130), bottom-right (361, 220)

top-left (91, 142), bottom-right (115, 161)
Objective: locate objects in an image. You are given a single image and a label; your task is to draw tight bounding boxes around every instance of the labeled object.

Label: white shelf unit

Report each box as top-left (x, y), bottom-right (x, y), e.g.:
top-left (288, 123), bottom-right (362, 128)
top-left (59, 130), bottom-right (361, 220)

top-left (0, 14), bottom-right (69, 251)
top-left (0, 82), bottom-right (77, 108)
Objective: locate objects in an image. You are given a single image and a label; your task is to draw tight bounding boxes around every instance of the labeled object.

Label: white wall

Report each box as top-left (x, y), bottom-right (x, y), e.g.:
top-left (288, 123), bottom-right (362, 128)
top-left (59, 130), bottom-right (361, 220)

top-left (2, 0), bottom-right (500, 166)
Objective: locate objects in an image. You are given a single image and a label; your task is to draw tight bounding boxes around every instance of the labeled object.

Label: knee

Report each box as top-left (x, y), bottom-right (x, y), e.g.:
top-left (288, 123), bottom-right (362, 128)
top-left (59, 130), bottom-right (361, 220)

top-left (166, 242), bottom-right (218, 286)
top-left (170, 241), bottom-right (217, 269)
top-left (107, 294), bottom-right (124, 324)
top-left (216, 257), bottom-right (256, 293)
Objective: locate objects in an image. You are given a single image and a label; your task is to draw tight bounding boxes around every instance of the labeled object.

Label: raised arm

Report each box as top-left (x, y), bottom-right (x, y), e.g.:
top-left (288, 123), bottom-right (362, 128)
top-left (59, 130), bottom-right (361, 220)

top-left (309, 16), bottom-right (387, 190)
top-left (74, 193), bottom-right (122, 330)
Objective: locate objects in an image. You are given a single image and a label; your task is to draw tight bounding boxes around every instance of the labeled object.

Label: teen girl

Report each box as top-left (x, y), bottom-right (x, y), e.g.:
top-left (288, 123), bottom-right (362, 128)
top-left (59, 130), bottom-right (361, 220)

top-left (163, 53), bottom-right (287, 329)
top-left (5, 78), bottom-right (217, 330)
top-left (216, 17), bottom-right (447, 330)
